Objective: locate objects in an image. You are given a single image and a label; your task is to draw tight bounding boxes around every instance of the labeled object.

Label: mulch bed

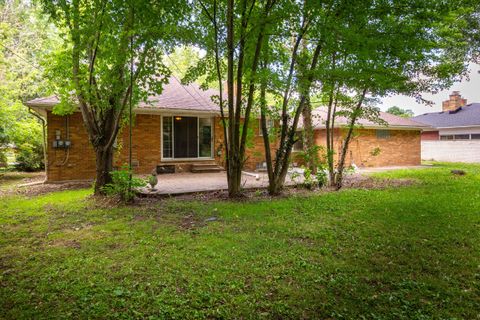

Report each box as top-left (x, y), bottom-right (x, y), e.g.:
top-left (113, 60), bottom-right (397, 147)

top-left (1, 171), bottom-right (416, 201)
top-left (136, 174), bottom-right (417, 203)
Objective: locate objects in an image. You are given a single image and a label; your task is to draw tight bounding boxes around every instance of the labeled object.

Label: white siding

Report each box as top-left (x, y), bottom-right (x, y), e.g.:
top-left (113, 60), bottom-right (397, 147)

top-left (422, 141), bottom-right (480, 163)
top-left (438, 126), bottom-right (480, 135)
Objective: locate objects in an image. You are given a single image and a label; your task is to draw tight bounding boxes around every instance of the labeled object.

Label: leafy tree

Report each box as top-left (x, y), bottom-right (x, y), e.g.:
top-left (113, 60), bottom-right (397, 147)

top-left (258, 0), bottom-right (328, 195)
top-left (320, 0), bottom-right (478, 189)
top-left (164, 46), bottom-right (202, 80)
top-left (386, 106), bottom-right (414, 118)
top-left (41, 0), bottom-right (189, 194)
top-left (0, 0), bottom-right (58, 171)
top-left (194, 0), bottom-right (278, 197)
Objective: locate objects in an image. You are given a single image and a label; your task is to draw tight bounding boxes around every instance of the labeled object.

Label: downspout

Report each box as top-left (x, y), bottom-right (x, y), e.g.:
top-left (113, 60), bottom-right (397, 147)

top-left (58, 115), bottom-right (70, 166)
top-left (28, 107), bottom-right (48, 181)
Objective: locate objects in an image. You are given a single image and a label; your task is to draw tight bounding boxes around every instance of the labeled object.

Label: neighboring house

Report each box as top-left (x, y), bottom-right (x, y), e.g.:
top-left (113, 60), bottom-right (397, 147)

top-left (26, 78), bottom-right (428, 182)
top-left (412, 91), bottom-right (480, 163)
top-left (294, 108), bottom-right (429, 168)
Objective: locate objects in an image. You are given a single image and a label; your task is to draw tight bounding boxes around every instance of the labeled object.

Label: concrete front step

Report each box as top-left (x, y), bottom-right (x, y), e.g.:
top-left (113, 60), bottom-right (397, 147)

top-left (191, 163), bottom-right (224, 173)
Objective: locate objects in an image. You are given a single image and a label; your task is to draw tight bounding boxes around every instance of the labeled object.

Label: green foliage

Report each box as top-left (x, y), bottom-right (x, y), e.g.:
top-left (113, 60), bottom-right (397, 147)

top-left (0, 150), bottom-right (7, 167)
top-left (387, 106), bottom-right (415, 118)
top-left (14, 142), bottom-right (44, 171)
top-left (302, 167), bottom-right (315, 190)
top-left (370, 147), bottom-right (382, 157)
top-left (315, 168), bottom-right (328, 188)
top-left (301, 165), bottom-right (328, 189)
top-left (101, 166), bottom-right (146, 202)
top-left (1, 163), bottom-right (480, 318)
top-left (0, 1), bottom-right (57, 170)
top-left (40, 0), bottom-right (190, 192)
top-left (297, 145), bottom-right (324, 170)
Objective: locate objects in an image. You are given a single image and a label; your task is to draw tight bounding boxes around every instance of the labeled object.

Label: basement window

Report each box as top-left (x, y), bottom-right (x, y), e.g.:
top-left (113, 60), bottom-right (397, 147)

top-left (376, 130), bottom-right (390, 139)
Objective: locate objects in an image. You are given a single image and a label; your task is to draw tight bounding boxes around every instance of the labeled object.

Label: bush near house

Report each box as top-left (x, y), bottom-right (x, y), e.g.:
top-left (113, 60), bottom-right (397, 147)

top-left (0, 163), bottom-right (479, 319)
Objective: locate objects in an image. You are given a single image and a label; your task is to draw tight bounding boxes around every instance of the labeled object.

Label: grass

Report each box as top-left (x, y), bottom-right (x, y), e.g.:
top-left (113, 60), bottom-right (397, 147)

top-left (1, 163), bottom-right (479, 319)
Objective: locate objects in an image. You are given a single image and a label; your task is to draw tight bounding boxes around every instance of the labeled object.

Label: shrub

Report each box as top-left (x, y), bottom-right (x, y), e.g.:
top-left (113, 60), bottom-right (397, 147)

top-left (0, 151), bottom-right (7, 168)
top-left (101, 166), bottom-right (146, 202)
top-left (15, 142), bottom-right (44, 172)
top-left (297, 145), bottom-right (324, 169)
top-left (302, 167), bottom-right (316, 190)
top-left (316, 168), bottom-right (328, 188)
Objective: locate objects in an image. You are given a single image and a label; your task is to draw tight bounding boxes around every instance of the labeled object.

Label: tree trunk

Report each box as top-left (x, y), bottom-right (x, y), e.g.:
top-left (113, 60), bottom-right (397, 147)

top-left (94, 145), bottom-right (114, 195)
top-left (334, 88), bottom-right (367, 190)
top-left (268, 43), bottom-right (323, 195)
top-left (228, 161), bottom-right (243, 197)
top-left (301, 96), bottom-right (316, 173)
top-left (326, 92), bottom-right (337, 188)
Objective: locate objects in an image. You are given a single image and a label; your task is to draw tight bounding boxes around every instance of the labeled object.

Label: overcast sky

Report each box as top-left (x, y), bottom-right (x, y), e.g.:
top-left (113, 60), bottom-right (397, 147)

top-left (379, 63), bottom-right (480, 116)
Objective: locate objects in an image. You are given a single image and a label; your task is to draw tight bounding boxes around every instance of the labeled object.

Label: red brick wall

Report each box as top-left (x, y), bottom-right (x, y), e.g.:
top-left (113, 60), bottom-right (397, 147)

top-left (115, 114), bottom-right (161, 173)
top-left (421, 131), bottom-right (439, 141)
top-left (213, 117), bottom-right (278, 171)
top-left (46, 112), bottom-right (246, 181)
top-left (299, 128), bottom-right (421, 167)
top-left (46, 112), bottom-right (421, 182)
top-left (46, 112), bottom-right (96, 182)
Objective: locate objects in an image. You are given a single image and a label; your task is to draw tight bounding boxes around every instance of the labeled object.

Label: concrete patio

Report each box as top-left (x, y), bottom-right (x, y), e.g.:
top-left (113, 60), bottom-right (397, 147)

top-left (139, 165), bottom-right (429, 196)
top-left (140, 171), bottom-right (294, 196)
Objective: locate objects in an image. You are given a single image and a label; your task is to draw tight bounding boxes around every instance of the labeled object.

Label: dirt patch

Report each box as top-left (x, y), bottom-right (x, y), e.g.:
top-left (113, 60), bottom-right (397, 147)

top-left (136, 174), bottom-right (416, 203)
top-left (342, 174), bottom-right (416, 189)
top-left (48, 239), bottom-right (82, 249)
top-left (0, 171), bottom-right (44, 184)
top-left (1, 180), bottom-right (92, 197)
top-left (179, 212), bottom-right (207, 230)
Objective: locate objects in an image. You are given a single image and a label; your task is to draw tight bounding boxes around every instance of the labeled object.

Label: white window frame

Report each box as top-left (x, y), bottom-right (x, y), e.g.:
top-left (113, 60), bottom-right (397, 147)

top-left (160, 115), bottom-right (214, 161)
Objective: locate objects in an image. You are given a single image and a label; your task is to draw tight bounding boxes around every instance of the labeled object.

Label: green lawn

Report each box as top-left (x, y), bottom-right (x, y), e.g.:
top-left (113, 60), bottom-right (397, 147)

top-left (1, 163), bottom-right (479, 319)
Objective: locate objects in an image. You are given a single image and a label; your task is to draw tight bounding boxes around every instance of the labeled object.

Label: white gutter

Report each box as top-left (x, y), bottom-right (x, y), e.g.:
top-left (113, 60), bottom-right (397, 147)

top-left (24, 103), bottom-right (221, 116)
top-left (312, 125), bottom-right (431, 131)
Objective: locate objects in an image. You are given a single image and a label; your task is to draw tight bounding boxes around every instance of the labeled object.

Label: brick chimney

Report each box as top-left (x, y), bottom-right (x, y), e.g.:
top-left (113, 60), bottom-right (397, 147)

top-left (442, 91), bottom-right (467, 112)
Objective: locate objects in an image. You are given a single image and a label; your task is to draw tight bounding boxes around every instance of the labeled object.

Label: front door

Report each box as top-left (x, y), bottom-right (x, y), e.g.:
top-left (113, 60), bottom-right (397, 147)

top-left (173, 116), bottom-right (198, 158)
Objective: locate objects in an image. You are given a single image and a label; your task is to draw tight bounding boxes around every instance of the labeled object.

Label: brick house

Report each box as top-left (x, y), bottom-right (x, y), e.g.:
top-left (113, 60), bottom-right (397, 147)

top-left (26, 79), bottom-right (428, 182)
top-left (293, 108), bottom-right (429, 168)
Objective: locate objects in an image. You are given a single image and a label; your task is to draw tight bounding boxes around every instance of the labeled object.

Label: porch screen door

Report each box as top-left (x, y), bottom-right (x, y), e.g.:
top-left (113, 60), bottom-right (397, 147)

top-left (173, 116), bottom-right (198, 158)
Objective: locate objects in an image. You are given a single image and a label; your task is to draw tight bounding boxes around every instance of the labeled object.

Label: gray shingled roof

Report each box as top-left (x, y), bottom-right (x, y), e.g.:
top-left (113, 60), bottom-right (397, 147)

top-left (25, 77), bottom-right (219, 113)
top-left (26, 78), bottom-right (429, 130)
top-left (412, 103), bottom-right (480, 128)
top-left (297, 107), bottom-right (430, 130)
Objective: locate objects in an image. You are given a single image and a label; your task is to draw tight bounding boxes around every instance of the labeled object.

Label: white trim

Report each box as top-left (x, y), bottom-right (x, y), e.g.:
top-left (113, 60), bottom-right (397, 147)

top-left (435, 125), bottom-right (480, 129)
top-left (161, 157), bottom-right (215, 162)
top-left (26, 103), bottom-right (220, 116)
top-left (160, 114), bottom-right (215, 162)
top-left (137, 108), bottom-right (219, 116)
top-left (313, 125), bottom-right (428, 131)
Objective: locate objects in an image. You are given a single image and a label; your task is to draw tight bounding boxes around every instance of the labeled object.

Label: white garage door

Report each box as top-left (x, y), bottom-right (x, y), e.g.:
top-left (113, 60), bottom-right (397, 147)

top-left (422, 141), bottom-right (480, 163)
